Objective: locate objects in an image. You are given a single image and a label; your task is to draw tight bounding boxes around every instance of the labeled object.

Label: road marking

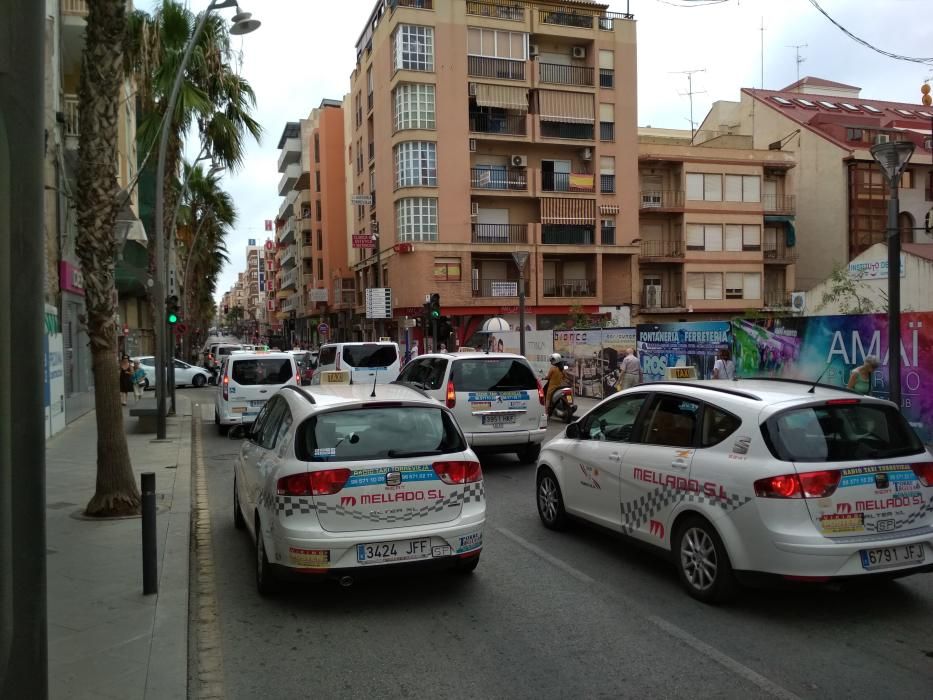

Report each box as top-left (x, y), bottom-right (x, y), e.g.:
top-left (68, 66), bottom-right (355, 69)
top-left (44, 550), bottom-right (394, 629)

top-left (495, 526), bottom-right (801, 700)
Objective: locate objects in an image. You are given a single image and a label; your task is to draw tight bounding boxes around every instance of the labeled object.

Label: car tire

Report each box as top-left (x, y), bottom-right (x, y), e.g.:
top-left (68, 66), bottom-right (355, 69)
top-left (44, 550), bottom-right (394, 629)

top-left (455, 555), bottom-right (480, 574)
top-left (233, 477), bottom-right (245, 530)
top-left (518, 443), bottom-right (541, 464)
top-left (142, 378), bottom-right (150, 390)
top-left (218, 422), bottom-right (229, 436)
top-left (673, 516), bottom-right (737, 604)
top-left (193, 374), bottom-right (206, 388)
top-left (536, 468), bottom-right (567, 531)
top-left (255, 516), bottom-right (278, 596)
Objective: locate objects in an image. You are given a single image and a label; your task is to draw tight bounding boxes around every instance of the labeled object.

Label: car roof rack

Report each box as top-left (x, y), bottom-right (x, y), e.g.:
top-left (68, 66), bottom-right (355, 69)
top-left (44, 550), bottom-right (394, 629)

top-left (281, 385), bottom-right (316, 404)
top-left (648, 381), bottom-right (763, 401)
top-left (742, 376), bottom-right (862, 395)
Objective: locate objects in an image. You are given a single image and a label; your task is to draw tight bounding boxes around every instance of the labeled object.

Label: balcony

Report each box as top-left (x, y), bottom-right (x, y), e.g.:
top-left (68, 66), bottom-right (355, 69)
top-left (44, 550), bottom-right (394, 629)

top-left (763, 242), bottom-right (799, 263)
top-left (368, 142), bottom-right (375, 161)
top-left (471, 223), bottom-right (528, 244)
top-left (600, 174), bottom-right (615, 193)
top-left (469, 112), bottom-right (527, 136)
top-left (763, 290), bottom-right (791, 308)
top-left (538, 63), bottom-right (594, 87)
top-left (539, 120), bottom-right (594, 140)
top-left (470, 167), bottom-right (528, 191)
top-left (277, 137), bottom-right (301, 172)
top-left (278, 162), bottom-right (301, 196)
top-left (599, 68), bottom-right (614, 88)
top-left (543, 279), bottom-right (596, 297)
top-left (539, 8), bottom-right (593, 29)
top-left (641, 288), bottom-right (685, 310)
top-left (367, 92), bottom-right (374, 111)
top-left (639, 190), bottom-right (685, 210)
top-left (763, 193), bottom-right (797, 214)
top-left (640, 240), bottom-right (684, 258)
top-left (393, 0), bottom-right (433, 8)
top-left (466, 1), bottom-right (524, 20)
top-left (468, 56), bottom-right (525, 81)
top-left (281, 245), bottom-right (297, 268)
top-left (281, 267), bottom-right (299, 290)
top-left (279, 217), bottom-right (296, 245)
top-left (63, 94), bottom-right (80, 138)
top-left (541, 171), bottom-right (594, 193)
top-left (472, 278), bottom-right (528, 298)
top-left (541, 224), bottom-right (595, 245)
top-left (283, 295), bottom-right (299, 312)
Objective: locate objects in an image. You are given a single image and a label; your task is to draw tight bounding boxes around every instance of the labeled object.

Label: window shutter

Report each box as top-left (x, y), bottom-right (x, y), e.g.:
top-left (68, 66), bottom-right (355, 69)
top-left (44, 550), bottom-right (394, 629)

top-left (743, 273), bottom-right (761, 299)
top-left (686, 273), bottom-right (705, 300)
top-left (724, 175), bottom-right (742, 202)
top-left (599, 103), bottom-right (615, 122)
top-left (725, 225), bottom-right (742, 251)
top-left (686, 173), bottom-right (703, 201)
top-left (743, 225), bottom-right (761, 248)
top-left (686, 224), bottom-right (704, 248)
top-left (704, 174), bottom-right (722, 201)
top-left (599, 49), bottom-right (614, 69)
top-left (704, 225), bottom-right (723, 252)
top-left (705, 273), bottom-right (723, 299)
top-left (743, 176), bottom-right (761, 202)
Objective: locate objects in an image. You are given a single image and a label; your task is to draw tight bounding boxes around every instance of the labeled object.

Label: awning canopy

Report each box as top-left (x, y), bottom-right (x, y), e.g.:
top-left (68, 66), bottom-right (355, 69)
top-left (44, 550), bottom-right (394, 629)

top-left (765, 215), bottom-right (796, 247)
top-left (599, 204), bottom-right (620, 215)
top-left (537, 90), bottom-right (594, 124)
top-left (541, 197), bottom-right (596, 224)
top-left (474, 83), bottom-right (528, 112)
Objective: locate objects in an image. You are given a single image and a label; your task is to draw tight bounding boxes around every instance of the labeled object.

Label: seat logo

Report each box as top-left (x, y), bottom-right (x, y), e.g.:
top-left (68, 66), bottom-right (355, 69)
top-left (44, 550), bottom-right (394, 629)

top-left (648, 519), bottom-right (665, 538)
top-left (835, 502), bottom-right (852, 514)
top-left (340, 496), bottom-right (357, 507)
top-left (385, 471), bottom-right (402, 487)
top-left (874, 473), bottom-right (889, 489)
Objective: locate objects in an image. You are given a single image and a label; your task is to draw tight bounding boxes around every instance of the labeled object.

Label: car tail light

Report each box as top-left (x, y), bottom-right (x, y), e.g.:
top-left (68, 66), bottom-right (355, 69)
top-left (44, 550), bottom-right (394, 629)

top-left (277, 473), bottom-right (311, 496)
top-left (222, 375), bottom-right (229, 401)
top-left (276, 469), bottom-right (351, 497)
top-left (536, 378), bottom-right (545, 406)
top-left (446, 380), bottom-right (456, 408)
top-left (826, 398), bottom-right (860, 405)
top-left (432, 460), bottom-right (482, 485)
top-left (754, 469), bottom-right (841, 499)
top-left (296, 372), bottom-right (301, 384)
top-left (911, 462), bottom-right (933, 487)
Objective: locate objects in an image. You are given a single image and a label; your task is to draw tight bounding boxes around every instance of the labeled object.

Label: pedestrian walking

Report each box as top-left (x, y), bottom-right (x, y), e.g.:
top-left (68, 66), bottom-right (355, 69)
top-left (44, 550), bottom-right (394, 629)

top-left (847, 355), bottom-right (879, 395)
top-left (713, 347), bottom-right (736, 380)
top-left (619, 347), bottom-right (642, 390)
top-left (131, 360), bottom-right (146, 402)
top-left (119, 356), bottom-right (134, 406)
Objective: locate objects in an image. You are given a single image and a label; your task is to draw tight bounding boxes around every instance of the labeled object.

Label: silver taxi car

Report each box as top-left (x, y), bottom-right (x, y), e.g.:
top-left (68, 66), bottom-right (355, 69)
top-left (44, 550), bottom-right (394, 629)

top-left (233, 379), bottom-right (486, 594)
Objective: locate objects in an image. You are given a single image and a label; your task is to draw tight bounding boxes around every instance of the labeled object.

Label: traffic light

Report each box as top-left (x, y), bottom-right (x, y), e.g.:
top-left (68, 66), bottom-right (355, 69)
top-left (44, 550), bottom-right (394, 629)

top-left (429, 292), bottom-right (441, 319)
top-left (166, 295), bottom-right (180, 325)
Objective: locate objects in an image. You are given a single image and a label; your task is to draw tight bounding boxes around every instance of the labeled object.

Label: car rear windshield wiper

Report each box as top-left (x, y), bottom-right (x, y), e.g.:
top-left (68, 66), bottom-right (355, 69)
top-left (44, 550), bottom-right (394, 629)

top-left (386, 449), bottom-right (443, 458)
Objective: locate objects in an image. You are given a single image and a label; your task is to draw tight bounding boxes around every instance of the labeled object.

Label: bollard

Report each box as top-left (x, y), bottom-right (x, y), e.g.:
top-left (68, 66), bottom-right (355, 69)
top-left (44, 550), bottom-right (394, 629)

top-left (141, 472), bottom-right (158, 595)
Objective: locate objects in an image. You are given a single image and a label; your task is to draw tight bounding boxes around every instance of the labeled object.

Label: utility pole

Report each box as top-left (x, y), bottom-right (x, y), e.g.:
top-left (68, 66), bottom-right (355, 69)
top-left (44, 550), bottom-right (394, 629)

top-left (787, 43), bottom-right (807, 85)
top-left (672, 69), bottom-right (706, 143)
top-left (0, 0), bottom-right (48, 696)
top-left (371, 221), bottom-right (382, 340)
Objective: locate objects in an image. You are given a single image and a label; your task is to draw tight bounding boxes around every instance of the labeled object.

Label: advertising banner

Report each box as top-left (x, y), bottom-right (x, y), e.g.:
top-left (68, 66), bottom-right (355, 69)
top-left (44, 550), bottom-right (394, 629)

top-left (553, 327), bottom-right (637, 399)
top-left (637, 322), bottom-right (732, 382)
top-left (488, 330), bottom-right (554, 377)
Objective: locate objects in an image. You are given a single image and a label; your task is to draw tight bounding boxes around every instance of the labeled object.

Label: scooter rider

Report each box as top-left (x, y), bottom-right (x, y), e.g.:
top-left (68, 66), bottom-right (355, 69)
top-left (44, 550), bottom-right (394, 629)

top-left (545, 353), bottom-right (567, 417)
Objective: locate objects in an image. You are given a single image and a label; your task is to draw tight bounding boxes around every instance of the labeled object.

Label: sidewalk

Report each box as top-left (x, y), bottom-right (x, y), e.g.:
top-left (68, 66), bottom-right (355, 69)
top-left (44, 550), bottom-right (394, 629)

top-left (46, 397), bottom-right (193, 700)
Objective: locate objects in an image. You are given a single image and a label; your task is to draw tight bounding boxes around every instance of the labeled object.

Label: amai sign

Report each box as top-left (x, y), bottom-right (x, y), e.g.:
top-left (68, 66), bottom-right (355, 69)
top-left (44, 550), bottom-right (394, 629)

top-left (59, 260), bottom-right (85, 295)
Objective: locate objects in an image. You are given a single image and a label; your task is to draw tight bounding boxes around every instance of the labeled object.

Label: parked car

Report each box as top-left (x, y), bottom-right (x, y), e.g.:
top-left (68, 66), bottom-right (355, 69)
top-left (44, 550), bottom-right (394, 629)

top-left (214, 351), bottom-right (298, 435)
top-left (394, 352), bottom-right (547, 463)
top-left (311, 342), bottom-right (400, 385)
top-left (233, 382), bottom-right (485, 594)
top-left (535, 378), bottom-right (933, 603)
top-left (132, 356), bottom-right (211, 388)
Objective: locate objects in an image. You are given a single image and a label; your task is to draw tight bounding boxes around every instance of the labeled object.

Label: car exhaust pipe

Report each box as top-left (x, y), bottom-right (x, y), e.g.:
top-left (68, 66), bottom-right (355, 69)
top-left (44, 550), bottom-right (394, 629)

top-left (338, 575), bottom-right (354, 588)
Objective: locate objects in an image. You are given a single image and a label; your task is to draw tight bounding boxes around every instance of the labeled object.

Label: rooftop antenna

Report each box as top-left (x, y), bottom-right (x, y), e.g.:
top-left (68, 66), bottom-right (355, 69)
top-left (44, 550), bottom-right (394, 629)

top-left (787, 43), bottom-right (807, 86)
top-left (370, 370), bottom-right (378, 398)
top-left (671, 69), bottom-right (706, 143)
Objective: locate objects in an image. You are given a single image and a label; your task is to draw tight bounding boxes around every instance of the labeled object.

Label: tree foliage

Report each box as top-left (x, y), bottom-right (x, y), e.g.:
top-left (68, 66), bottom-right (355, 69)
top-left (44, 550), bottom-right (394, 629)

top-left (817, 262), bottom-right (888, 315)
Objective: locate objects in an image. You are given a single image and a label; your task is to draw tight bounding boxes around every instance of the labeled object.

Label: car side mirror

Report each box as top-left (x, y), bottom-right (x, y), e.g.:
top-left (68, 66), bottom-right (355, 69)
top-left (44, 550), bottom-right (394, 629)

top-left (566, 420), bottom-right (581, 440)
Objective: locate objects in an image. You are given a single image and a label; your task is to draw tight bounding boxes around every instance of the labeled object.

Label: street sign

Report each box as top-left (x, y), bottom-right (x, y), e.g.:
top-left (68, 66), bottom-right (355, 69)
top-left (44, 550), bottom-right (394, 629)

top-left (365, 287), bottom-right (392, 319)
top-left (317, 322), bottom-right (329, 337)
top-left (350, 194), bottom-right (373, 206)
top-left (511, 251), bottom-right (530, 273)
top-left (352, 234), bottom-right (375, 249)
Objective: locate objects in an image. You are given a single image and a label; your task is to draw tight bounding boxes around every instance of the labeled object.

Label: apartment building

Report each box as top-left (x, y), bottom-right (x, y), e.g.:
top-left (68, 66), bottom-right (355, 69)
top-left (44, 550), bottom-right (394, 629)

top-left (275, 100), bottom-right (349, 345)
top-left (699, 76), bottom-right (933, 290)
top-left (347, 0), bottom-right (638, 342)
top-left (636, 128), bottom-right (797, 321)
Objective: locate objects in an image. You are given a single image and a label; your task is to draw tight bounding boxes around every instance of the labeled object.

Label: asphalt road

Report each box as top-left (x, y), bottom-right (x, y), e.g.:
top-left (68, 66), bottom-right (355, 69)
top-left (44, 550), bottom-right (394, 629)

top-left (185, 389), bottom-right (933, 699)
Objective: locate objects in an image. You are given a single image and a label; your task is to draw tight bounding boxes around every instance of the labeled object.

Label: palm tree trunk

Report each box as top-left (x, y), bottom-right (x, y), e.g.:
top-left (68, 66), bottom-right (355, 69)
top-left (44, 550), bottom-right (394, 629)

top-left (75, 0), bottom-right (140, 516)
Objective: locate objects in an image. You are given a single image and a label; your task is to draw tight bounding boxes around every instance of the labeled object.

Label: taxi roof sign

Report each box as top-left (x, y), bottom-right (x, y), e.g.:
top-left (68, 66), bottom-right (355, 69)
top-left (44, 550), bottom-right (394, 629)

top-left (319, 370), bottom-right (351, 385)
top-left (665, 365), bottom-right (698, 380)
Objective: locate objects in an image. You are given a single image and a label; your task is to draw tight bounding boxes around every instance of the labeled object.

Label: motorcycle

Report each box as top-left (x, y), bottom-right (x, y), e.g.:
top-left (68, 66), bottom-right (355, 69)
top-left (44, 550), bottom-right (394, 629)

top-left (544, 365), bottom-right (578, 423)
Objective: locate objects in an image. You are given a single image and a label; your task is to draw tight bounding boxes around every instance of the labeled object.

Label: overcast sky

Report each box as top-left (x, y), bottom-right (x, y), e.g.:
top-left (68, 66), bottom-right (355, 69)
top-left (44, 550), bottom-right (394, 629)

top-left (137, 0), bottom-right (933, 300)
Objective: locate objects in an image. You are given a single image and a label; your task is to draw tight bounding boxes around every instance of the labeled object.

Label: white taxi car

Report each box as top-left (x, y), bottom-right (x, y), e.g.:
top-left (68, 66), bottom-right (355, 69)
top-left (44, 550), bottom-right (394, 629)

top-left (233, 380), bottom-right (486, 594)
top-left (214, 351), bottom-right (298, 435)
top-left (536, 379), bottom-right (933, 603)
top-left (394, 352), bottom-right (547, 463)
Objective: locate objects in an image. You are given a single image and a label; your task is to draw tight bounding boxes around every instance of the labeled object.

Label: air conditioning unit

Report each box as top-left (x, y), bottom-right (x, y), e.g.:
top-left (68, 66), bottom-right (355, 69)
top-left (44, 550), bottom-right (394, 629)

top-left (471, 201), bottom-right (479, 218)
top-left (580, 147), bottom-right (593, 161)
top-left (529, 44), bottom-right (539, 57)
top-left (469, 138), bottom-right (477, 152)
top-left (875, 133), bottom-right (891, 145)
top-left (790, 291), bottom-right (806, 313)
top-left (645, 284), bottom-right (662, 307)
top-left (511, 154), bottom-right (528, 167)
top-left (572, 46), bottom-right (586, 59)
top-left (468, 82), bottom-right (477, 97)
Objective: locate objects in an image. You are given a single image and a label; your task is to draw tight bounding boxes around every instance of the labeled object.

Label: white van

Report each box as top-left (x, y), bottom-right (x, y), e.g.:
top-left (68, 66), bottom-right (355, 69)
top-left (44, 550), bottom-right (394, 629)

top-left (311, 342), bottom-right (401, 386)
top-left (214, 351), bottom-right (298, 435)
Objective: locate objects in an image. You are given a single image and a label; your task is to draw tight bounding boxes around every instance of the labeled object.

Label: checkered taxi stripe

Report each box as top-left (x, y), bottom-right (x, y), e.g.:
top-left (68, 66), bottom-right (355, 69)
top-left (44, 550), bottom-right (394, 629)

top-left (260, 482), bottom-right (485, 523)
top-left (620, 486), bottom-right (752, 536)
top-left (863, 494), bottom-right (933, 533)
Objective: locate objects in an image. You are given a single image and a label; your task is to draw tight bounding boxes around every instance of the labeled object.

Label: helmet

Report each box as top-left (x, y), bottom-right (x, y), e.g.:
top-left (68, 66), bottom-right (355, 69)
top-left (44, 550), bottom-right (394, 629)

top-left (549, 353), bottom-right (563, 365)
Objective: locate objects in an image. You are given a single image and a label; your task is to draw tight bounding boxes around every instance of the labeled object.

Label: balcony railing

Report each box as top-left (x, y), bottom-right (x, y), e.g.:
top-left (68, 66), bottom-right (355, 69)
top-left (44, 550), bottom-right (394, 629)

top-left (281, 268), bottom-right (299, 289)
top-left (539, 120), bottom-right (594, 140)
top-left (544, 279), bottom-right (596, 297)
top-left (763, 243), bottom-right (799, 262)
top-left (600, 121), bottom-right (614, 141)
top-left (63, 0), bottom-right (88, 15)
top-left (641, 289), bottom-right (685, 309)
top-left (541, 225), bottom-right (595, 245)
top-left (468, 56), bottom-right (525, 80)
top-left (472, 278), bottom-right (528, 297)
top-left (639, 190), bottom-right (685, 209)
top-left (640, 240), bottom-right (684, 258)
top-left (469, 112), bottom-right (527, 136)
top-left (63, 94), bottom-right (80, 137)
top-left (393, 0), bottom-right (433, 8)
top-left (367, 92), bottom-right (373, 111)
top-left (538, 63), bottom-right (594, 87)
top-left (763, 290), bottom-right (791, 308)
top-left (472, 223), bottom-right (528, 244)
top-left (600, 174), bottom-right (615, 193)
top-left (470, 167), bottom-right (528, 191)
top-left (599, 68), bottom-right (614, 88)
top-left (763, 193), bottom-right (797, 214)
top-left (540, 8), bottom-right (593, 28)
top-left (600, 225), bottom-right (615, 245)
top-left (368, 142), bottom-right (375, 161)
top-left (337, 290), bottom-right (356, 306)
top-left (466, 1), bottom-right (524, 21)
top-left (541, 171), bottom-right (594, 193)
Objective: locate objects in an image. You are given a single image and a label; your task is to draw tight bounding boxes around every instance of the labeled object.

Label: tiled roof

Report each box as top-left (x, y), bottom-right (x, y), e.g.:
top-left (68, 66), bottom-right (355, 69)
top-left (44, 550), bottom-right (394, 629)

top-left (902, 243), bottom-right (933, 262)
top-left (781, 76), bottom-right (861, 92)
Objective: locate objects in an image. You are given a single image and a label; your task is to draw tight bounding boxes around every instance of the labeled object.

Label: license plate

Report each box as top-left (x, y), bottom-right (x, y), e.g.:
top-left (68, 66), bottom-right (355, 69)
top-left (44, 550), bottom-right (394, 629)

top-left (859, 543), bottom-right (926, 571)
top-left (482, 414), bottom-right (516, 426)
top-left (357, 537), bottom-right (433, 564)
top-left (249, 400), bottom-right (265, 407)
top-left (231, 406), bottom-right (246, 413)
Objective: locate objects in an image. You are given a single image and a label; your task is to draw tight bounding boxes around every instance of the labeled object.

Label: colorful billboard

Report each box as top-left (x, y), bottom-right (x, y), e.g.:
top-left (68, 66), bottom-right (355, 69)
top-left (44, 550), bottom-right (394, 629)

top-left (636, 322), bottom-right (732, 382)
top-left (553, 327), bottom-right (637, 398)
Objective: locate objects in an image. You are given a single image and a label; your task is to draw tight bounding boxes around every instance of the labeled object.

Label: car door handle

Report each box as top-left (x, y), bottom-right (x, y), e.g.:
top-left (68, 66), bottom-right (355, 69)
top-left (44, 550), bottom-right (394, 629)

top-left (671, 458), bottom-right (690, 470)
top-left (609, 451), bottom-right (622, 462)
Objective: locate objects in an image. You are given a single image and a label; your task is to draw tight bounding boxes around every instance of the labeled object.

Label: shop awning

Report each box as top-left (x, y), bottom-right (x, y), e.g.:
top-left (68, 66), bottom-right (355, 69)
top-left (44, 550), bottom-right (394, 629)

top-left (537, 90), bottom-right (594, 123)
top-left (541, 197), bottom-right (596, 224)
top-left (765, 215), bottom-right (796, 247)
top-left (474, 83), bottom-right (528, 112)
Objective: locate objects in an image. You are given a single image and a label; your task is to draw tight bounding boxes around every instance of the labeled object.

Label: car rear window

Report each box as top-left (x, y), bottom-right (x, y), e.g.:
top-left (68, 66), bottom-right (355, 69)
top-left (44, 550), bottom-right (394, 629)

top-left (218, 345), bottom-right (242, 355)
top-left (295, 406), bottom-right (465, 462)
top-left (230, 358), bottom-right (293, 386)
top-left (342, 344), bottom-right (397, 368)
top-left (762, 403), bottom-right (924, 462)
top-left (450, 358), bottom-right (537, 392)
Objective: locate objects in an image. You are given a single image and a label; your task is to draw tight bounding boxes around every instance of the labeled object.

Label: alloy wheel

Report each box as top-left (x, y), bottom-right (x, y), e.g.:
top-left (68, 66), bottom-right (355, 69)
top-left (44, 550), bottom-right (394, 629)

top-left (538, 475), bottom-right (560, 524)
top-left (680, 526), bottom-right (718, 592)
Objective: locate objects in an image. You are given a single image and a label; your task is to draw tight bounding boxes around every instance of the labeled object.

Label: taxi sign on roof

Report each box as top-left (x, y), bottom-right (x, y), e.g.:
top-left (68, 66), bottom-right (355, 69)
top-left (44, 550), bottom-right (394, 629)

top-left (665, 366), bottom-right (698, 380)
top-left (319, 370), bottom-right (351, 385)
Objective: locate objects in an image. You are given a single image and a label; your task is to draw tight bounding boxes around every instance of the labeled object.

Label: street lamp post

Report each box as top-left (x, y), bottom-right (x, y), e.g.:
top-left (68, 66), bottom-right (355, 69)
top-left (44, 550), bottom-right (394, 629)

top-left (152, 1), bottom-right (259, 438)
top-left (869, 140), bottom-right (915, 408)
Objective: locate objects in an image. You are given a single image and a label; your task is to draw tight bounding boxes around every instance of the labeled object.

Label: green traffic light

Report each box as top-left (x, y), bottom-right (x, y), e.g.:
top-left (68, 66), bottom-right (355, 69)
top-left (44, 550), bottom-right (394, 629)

top-left (168, 313), bottom-right (178, 325)
top-left (431, 310), bottom-right (440, 318)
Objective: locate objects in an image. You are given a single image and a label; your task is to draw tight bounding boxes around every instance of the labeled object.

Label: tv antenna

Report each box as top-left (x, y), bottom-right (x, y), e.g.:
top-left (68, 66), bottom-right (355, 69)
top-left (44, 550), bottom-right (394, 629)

top-left (787, 43), bottom-right (808, 85)
top-left (671, 69), bottom-right (706, 143)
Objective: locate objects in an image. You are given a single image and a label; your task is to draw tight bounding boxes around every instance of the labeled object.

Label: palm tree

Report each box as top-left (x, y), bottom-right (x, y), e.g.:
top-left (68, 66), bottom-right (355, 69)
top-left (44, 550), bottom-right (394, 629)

top-left (75, 0), bottom-right (140, 516)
